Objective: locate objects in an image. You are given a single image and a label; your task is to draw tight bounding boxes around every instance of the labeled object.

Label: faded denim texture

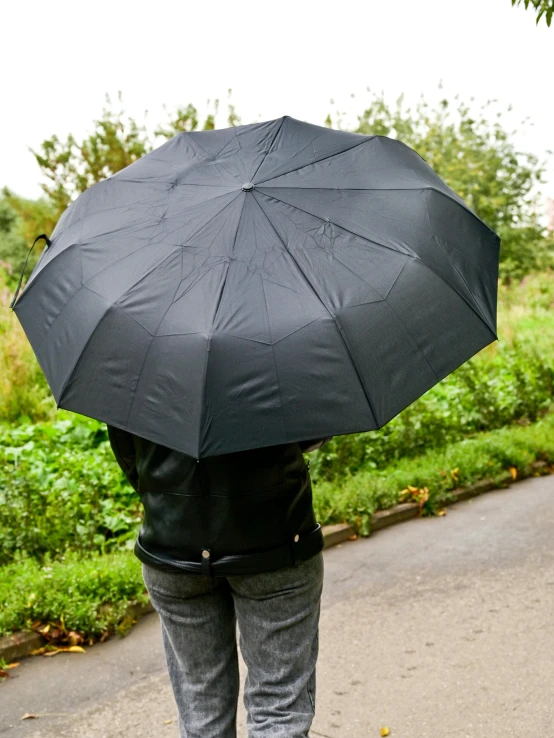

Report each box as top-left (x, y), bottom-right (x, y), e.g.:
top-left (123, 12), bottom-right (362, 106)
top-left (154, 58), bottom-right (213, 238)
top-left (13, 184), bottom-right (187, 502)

top-left (142, 551), bottom-right (324, 738)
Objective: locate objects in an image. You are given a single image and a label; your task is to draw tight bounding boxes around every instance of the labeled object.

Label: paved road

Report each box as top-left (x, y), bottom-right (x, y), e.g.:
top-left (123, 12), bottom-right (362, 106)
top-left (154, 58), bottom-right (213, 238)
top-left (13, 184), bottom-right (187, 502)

top-left (2, 475), bottom-right (554, 737)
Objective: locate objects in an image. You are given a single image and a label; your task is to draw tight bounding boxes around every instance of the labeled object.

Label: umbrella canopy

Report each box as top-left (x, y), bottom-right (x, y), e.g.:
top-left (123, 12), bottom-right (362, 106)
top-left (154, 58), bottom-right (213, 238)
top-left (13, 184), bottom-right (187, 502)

top-left (12, 116), bottom-right (499, 457)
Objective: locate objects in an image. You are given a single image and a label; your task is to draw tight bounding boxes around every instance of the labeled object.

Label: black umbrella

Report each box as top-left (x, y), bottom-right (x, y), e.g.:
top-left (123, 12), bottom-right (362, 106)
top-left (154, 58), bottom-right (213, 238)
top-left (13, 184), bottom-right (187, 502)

top-left (11, 116), bottom-right (499, 457)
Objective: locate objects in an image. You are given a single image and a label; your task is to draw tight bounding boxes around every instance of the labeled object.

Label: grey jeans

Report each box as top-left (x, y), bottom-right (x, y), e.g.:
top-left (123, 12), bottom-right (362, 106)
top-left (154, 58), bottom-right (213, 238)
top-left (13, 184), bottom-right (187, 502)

top-left (142, 552), bottom-right (324, 738)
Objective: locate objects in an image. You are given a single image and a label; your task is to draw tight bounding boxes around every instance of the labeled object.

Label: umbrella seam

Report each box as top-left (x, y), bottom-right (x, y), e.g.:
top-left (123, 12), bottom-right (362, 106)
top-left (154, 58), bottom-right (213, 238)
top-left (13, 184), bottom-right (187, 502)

top-left (30, 199), bottom-right (186, 300)
top-left (423, 195), bottom-right (499, 333)
top-left (426, 231), bottom-right (495, 334)
top-left (252, 193), bottom-right (380, 427)
top-left (123, 247), bottom-right (186, 431)
top-left (379, 293), bottom-right (441, 384)
top-left (255, 136), bottom-right (373, 186)
top-left (423, 188), bottom-right (498, 270)
top-left (259, 275), bottom-right (289, 440)
top-left (256, 189), bottom-right (411, 259)
top-left (412, 248), bottom-right (498, 341)
top-left (185, 132), bottom-right (244, 186)
top-left (79, 226), bottom-right (168, 288)
top-left (55, 248), bottom-right (181, 405)
top-left (157, 192), bottom-right (243, 251)
top-left (258, 209), bottom-right (407, 300)
top-left (260, 189), bottom-right (497, 339)
top-left (197, 192), bottom-right (248, 455)
top-left (249, 116), bottom-right (289, 184)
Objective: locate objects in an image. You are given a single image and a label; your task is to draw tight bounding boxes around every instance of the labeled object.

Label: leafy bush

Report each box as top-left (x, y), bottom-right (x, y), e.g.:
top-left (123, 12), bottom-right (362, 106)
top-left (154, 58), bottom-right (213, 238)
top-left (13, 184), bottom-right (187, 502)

top-left (0, 550), bottom-right (147, 638)
top-left (0, 413), bottom-right (141, 566)
top-left (310, 341), bottom-right (553, 483)
top-left (312, 409), bottom-right (554, 535)
top-left (0, 266), bottom-right (56, 424)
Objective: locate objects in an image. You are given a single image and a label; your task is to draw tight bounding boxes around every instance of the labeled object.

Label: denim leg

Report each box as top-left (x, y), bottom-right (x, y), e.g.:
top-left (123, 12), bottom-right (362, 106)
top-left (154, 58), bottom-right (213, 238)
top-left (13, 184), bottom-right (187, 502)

top-left (228, 552), bottom-right (324, 738)
top-left (141, 563), bottom-right (240, 738)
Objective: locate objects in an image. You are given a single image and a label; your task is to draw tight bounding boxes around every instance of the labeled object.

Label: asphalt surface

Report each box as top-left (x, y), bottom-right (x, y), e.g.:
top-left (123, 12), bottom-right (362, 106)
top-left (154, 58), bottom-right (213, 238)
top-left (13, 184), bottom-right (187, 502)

top-left (1, 474), bottom-right (554, 737)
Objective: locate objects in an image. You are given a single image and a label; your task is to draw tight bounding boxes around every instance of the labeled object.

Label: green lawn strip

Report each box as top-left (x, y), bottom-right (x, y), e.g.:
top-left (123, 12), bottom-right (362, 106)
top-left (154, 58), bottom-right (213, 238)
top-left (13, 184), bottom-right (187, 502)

top-left (2, 412), bottom-right (554, 642)
top-left (312, 410), bottom-right (554, 535)
top-left (0, 550), bottom-right (148, 641)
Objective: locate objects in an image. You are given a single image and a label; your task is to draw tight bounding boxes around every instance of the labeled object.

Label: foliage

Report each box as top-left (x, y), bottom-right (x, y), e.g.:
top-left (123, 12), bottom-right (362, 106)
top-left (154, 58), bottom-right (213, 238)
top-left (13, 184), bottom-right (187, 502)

top-left (0, 550), bottom-right (147, 639)
top-left (32, 93), bottom-right (152, 218)
top-left (154, 92), bottom-right (240, 139)
top-left (309, 341), bottom-right (554, 484)
top-left (0, 266), bottom-right (56, 423)
top-left (512, 0), bottom-right (554, 26)
top-left (0, 413), bottom-right (142, 566)
top-left (496, 269), bottom-right (554, 354)
top-left (32, 92), bottom-right (241, 219)
top-left (343, 91), bottom-right (552, 281)
top-left (312, 409), bottom-right (554, 534)
top-left (0, 199), bottom-right (26, 278)
top-left (1, 409), bottom-right (553, 639)
top-left (0, 192), bottom-right (59, 278)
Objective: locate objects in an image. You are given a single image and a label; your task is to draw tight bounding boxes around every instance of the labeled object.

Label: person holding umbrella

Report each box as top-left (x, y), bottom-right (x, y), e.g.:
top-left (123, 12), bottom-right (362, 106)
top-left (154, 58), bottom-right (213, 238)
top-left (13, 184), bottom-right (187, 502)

top-left (108, 426), bottom-right (331, 737)
top-left (10, 116), bottom-right (499, 737)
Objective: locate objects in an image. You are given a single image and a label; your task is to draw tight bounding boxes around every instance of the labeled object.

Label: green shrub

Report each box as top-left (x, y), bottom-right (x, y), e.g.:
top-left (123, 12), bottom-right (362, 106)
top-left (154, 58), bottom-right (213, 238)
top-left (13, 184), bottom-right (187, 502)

top-left (310, 342), bottom-right (553, 483)
top-left (0, 265), bottom-right (56, 424)
top-left (312, 409), bottom-right (554, 533)
top-left (0, 412), bottom-right (141, 566)
top-left (0, 549), bottom-right (147, 638)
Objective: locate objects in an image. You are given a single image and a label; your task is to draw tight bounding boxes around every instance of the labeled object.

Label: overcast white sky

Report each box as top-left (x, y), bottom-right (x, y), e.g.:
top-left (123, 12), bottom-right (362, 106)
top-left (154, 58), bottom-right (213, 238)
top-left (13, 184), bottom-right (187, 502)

top-left (1, 0), bottom-right (553, 206)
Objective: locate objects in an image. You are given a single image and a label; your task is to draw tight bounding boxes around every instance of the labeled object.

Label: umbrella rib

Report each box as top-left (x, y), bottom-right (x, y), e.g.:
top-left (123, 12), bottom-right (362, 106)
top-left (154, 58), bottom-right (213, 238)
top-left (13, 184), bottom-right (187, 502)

top-left (412, 242), bottom-right (498, 340)
top-left (261, 189), bottom-right (497, 338)
top-left (185, 133), bottom-right (244, 186)
top-left (260, 204), bottom-right (445, 383)
top-left (256, 189), bottom-right (410, 259)
top-left (252, 193), bottom-right (380, 427)
top-left (249, 116), bottom-right (288, 184)
top-left (124, 249), bottom-right (186, 431)
top-left (423, 202), bottom-right (495, 332)
top-left (254, 136), bottom-right (372, 186)
top-left (259, 276), bottom-right (289, 440)
top-left (197, 192), bottom-right (247, 455)
top-left (157, 192), bottom-right (243, 250)
top-left (55, 247), bottom-right (182, 405)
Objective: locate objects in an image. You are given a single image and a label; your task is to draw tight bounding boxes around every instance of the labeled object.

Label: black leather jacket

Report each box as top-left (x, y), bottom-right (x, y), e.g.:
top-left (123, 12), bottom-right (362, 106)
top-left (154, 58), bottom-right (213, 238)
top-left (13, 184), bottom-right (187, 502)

top-left (107, 425), bottom-right (329, 576)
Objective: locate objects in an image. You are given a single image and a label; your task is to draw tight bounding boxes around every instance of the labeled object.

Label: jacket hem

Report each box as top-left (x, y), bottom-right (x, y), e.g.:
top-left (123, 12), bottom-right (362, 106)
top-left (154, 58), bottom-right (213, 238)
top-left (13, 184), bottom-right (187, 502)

top-left (134, 524), bottom-right (324, 576)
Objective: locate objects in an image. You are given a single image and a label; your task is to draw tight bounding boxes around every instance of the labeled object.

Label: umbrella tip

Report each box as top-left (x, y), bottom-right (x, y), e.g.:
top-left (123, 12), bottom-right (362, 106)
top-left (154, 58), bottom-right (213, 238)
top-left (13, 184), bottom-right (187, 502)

top-left (241, 182), bottom-right (254, 192)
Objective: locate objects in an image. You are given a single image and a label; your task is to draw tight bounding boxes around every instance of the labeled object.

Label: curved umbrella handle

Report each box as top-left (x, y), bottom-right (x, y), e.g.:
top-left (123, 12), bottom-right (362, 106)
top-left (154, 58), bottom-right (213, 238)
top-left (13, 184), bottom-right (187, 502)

top-left (9, 234), bottom-right (52, 310)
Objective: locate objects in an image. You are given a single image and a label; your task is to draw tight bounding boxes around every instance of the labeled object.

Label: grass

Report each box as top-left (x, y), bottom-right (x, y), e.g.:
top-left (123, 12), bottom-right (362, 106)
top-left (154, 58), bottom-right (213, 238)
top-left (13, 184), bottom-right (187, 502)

top-left (0, 550), bottom-right (148, 641)
top-left (0, 268), bottom-right (56, 424)
top-left (312, 409), bottom-right (554, 536)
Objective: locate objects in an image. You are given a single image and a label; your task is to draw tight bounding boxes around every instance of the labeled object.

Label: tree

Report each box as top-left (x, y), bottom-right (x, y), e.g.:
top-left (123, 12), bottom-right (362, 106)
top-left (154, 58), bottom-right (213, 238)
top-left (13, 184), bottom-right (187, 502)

top-left (155, 93), bottom-right (240, 140)
top-left (33, 92), bottom-right (241, 218)
top-left (0, 193), bottom-right (57, 281)
top-left (32, 93), bottom-right (152, 218)
top-left (336, 90), bottom-right (551, 280)
top-left (512, 0), bottom-right (554, 26)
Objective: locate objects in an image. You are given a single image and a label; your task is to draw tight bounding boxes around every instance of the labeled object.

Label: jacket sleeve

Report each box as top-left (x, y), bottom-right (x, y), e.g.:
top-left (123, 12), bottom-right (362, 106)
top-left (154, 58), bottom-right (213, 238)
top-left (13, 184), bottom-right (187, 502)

top-left (107, 424), bottom-right (140, 492)
top-left (298, 437), bottom-right (333, 453)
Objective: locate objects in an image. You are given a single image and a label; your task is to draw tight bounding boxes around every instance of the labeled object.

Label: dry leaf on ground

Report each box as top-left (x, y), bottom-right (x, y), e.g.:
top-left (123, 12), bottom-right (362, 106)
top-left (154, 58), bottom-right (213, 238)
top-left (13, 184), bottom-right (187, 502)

top-left (43, 645), bottom-right (86, 657)
top-left (21, 713), bottom-right (38, 720)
